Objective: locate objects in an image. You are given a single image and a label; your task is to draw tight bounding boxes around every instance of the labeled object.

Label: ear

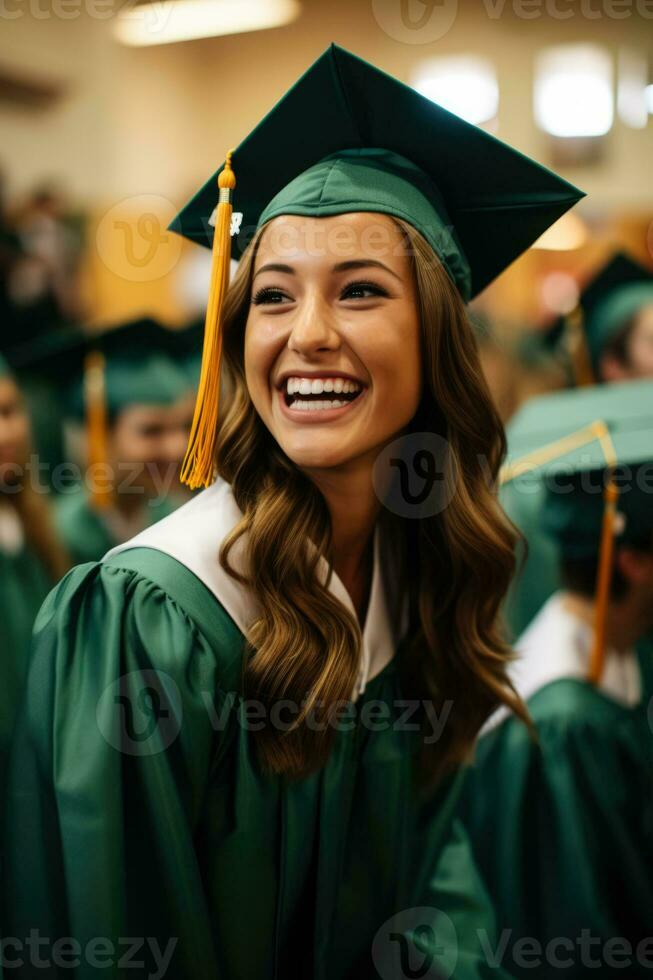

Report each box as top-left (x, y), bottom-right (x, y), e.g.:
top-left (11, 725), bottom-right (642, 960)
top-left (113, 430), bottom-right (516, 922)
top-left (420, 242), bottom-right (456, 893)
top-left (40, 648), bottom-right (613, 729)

top-left (615, 546), bottom-right (653, 587)
top-left (599, 353), bottom-right (631, 383)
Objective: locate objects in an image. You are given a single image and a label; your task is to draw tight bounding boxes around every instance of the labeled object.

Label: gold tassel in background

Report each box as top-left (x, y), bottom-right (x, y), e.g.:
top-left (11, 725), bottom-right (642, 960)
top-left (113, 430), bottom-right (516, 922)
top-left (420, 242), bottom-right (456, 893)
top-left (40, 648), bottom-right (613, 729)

top-left (587, 472), bottom-right (620, 685)
top-left (84, 350), bottom-right (112, 511)
top-left (180, 150), bottom-right (236, 490)
top-left (564, 306), bottom-right (595, 388)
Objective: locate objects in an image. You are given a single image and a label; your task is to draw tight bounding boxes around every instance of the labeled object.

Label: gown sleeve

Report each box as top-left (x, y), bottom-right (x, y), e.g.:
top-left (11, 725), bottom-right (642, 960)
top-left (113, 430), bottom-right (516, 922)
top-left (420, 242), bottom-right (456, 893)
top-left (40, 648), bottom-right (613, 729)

top-left (1, 557), bottom-right (241, 979)
top-left (460, 682), bottom-right (653, 978)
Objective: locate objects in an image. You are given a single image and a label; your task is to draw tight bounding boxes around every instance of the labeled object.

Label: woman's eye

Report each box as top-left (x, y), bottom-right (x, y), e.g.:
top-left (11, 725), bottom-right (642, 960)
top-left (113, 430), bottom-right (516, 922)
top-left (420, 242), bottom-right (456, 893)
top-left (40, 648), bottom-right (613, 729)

top-left (340, 280), bottom-right (389, 300)
top-left (251, 286), bottom-right (291, 306)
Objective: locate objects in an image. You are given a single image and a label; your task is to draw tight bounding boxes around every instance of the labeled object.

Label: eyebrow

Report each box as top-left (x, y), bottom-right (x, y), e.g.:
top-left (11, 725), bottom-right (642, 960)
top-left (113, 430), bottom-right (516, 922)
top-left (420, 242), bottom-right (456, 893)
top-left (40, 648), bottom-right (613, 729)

top-left (252, 259), bottom-right (402, 282)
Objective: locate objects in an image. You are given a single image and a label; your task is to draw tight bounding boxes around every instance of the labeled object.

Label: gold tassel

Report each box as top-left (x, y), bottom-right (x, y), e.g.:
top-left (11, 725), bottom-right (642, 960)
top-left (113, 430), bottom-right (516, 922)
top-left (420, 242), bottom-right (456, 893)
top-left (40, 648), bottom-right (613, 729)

top-left (84, 350), bottom-right (112, 511)
top-left (564, 306), bottom-right (595, 388)
top-left (587, 473), bottom-right (619, 684)
top-left (180, 150), bottom-right (236, 490)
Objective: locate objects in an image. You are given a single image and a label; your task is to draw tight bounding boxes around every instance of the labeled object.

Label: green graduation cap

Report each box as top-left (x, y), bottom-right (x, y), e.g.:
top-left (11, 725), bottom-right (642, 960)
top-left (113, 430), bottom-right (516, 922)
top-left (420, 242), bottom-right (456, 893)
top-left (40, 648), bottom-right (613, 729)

top-left (502, 378), bottom-right (653, 682)
top-left (61, 317), bottom-right (192, 510)
top-left (169, 42), bottom-right (585, 490)
top-left (66, 317), bottom-right (193, 422)
top-left (538, 252), bottom-right (653, 383)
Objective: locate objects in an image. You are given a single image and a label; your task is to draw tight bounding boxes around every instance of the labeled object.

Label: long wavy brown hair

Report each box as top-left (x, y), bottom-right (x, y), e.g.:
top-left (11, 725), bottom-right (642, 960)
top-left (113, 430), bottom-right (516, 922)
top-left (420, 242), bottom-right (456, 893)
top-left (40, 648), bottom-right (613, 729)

top-left (1, 374), bottom-right (70, 582)
top-left (214, 216), bottom-right (528, 785)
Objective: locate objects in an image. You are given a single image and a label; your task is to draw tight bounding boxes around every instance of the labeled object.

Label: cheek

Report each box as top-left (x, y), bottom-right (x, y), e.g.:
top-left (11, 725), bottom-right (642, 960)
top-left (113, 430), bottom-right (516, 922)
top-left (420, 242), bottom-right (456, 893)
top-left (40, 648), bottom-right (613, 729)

top-left (365, 308), bottom-right (422, 402)
top-left (244, 317), bottom-right (284, 406)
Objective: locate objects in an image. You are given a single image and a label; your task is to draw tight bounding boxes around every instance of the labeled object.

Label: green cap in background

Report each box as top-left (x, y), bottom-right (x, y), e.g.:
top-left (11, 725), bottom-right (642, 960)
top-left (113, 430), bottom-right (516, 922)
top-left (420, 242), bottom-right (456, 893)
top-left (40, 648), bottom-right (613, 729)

top-left (535, 252), bottom-right (653, 380)
top-left (503, 378), bottom-right (653, 559)
top-left (170, 43), bottom-right (585, 303)
top-left (65, 317), bottom-right (193, 423)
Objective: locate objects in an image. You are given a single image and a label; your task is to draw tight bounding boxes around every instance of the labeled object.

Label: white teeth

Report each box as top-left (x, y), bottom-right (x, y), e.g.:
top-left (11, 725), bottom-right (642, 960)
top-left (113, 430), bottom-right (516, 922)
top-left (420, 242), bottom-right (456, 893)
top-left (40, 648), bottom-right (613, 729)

top-left (285, 376), bottom-right (362, 396)
top-left (288, 399), bottom-right (348, 411)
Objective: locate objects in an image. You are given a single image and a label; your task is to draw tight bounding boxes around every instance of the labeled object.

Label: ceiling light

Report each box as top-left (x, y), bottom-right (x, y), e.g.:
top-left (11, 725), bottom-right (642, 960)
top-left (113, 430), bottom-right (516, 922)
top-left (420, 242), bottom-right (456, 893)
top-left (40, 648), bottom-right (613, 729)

top-left (114, 0), bottom-right (301, 48)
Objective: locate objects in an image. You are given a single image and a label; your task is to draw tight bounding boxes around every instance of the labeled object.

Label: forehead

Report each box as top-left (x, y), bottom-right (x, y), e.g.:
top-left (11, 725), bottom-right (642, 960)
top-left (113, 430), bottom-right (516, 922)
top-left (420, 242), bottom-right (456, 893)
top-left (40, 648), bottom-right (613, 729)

top-left (253, 212), bottom-right (410, 271)
top-left (634, 304), bottom-right (653, 328)
top-left (114, 403), bottom-right (174, 427)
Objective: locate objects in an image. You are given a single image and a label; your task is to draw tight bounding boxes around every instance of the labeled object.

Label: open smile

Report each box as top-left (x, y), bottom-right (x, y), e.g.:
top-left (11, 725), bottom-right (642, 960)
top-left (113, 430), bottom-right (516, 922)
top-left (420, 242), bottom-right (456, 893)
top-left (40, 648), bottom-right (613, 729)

top-left (277, 384), bottom-right (367, 423)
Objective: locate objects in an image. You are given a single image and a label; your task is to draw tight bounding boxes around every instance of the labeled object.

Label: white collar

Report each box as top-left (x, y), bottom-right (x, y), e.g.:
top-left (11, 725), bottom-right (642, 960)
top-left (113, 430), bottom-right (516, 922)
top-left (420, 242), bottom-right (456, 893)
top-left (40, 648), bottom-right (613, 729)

top-left (482, 591), bottom-right (642, 736)
top-left (104, 476), bottom-right (409, 700)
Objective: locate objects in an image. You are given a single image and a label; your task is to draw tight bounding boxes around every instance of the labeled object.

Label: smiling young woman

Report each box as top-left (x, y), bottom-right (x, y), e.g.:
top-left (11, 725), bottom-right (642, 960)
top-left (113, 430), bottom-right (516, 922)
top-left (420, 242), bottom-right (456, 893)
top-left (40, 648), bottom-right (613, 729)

top-left (2, 44), bottom-right (584, 980)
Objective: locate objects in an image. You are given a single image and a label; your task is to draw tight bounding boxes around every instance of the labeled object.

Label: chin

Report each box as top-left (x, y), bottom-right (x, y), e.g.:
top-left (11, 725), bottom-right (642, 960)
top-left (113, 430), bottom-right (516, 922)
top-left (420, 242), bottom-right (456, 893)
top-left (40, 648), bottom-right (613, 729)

top-left (279, 438), bottom-right (370, 471)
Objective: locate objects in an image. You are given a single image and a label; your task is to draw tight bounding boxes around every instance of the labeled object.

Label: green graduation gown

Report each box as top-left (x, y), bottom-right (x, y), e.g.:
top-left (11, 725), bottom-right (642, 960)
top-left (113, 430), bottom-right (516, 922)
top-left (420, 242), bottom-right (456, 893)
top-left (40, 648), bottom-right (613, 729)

top-left (53, 488), bottom-right (178, 566)
top-left (459, 592), bottom-right (653, 979)
top-left (0, 506), bottom-right (53, 787)
top-left (2, 476), bottom-right (510, 979)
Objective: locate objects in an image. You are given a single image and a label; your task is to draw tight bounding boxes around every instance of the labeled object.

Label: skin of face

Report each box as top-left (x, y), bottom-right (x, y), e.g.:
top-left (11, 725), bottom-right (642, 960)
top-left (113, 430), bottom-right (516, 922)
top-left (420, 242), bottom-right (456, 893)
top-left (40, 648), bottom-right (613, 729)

top-left (0, 376), bottom-right (30, 487)
top-left (624, 305), bottom-right (653, 378)
top-left (600, 303), bottom-right (653, 382)
top-left (243, 212), bottom-right (423, 479)
top-left (109, 401), bottom-right (191, 496)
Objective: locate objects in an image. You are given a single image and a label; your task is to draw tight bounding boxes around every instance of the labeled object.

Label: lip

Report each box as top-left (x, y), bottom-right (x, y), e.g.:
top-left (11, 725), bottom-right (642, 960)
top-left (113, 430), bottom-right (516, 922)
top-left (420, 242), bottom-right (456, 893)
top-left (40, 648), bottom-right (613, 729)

top-left (277, 384), bottom-right (367, 423)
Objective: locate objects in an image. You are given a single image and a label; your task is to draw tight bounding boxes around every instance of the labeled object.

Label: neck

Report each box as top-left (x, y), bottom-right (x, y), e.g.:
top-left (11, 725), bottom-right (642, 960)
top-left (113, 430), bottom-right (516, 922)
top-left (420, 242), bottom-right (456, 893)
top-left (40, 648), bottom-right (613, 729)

top-left (561, 590), bottom-right (647, 653)
top-left (307, 463), bottom-right (381, 604)
top-left (112, 489), bottom-right (147, 519)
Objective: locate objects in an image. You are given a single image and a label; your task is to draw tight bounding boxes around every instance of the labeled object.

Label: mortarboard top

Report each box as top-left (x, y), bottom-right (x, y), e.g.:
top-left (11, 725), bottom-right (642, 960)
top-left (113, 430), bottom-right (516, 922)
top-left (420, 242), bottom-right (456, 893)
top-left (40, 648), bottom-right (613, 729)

top-left (539, 252), bottom-right (653, 376)
top-left (503, 377), bottom-right (653, 478)
top-left (162, 318), bottom-right (204, 388)
top-left (170, 43), bottom-right (584, 302)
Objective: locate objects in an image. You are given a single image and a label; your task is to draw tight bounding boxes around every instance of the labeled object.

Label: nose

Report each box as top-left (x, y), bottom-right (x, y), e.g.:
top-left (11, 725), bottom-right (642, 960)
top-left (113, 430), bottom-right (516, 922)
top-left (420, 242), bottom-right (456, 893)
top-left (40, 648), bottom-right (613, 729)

top-left (287, 287), bottom-right (340, 355)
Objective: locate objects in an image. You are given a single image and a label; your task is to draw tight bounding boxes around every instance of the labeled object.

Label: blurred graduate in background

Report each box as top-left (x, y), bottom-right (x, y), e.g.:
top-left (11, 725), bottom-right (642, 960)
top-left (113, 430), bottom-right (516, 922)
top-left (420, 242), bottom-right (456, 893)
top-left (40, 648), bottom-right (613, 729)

top-left (461, 379), bottom-right (653, 978)
top-left (55, 318), bottom-right (195, 565)
top-left (503, 252), bottom-right (653, 638)
top-left (0, 352), bottom-right (69, 787)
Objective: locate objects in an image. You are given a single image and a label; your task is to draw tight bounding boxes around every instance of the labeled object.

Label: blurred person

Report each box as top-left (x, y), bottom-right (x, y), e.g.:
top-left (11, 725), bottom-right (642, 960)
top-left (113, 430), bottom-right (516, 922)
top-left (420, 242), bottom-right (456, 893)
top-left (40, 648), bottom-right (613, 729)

top-left (0, 352), bottom-right (69, 787)
top-left (55, 318), bottom-right (194, 565)
top-left (460, 378), bottom-right (653, 978)
top-left (12, 181), bottom-right (85, 324)
top-left (504, 252), bottom-right (653, 638)
top-left (2, 45), bottom-right (583, 978)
